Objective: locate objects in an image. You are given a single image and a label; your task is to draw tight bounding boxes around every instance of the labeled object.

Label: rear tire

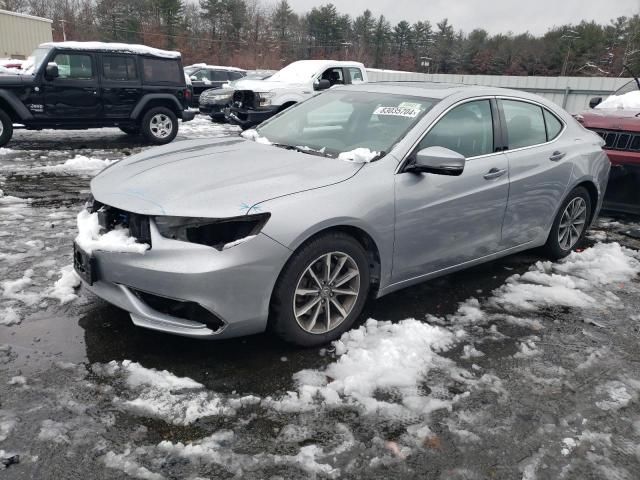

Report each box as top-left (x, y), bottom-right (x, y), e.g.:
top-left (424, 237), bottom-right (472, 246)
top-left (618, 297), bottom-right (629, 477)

top-left (0, 109), bottom-right (14, 148)
top-left (141, 107), bottom-right (178, 145)
top-left (543, 186), bottom-right (591, 260)
top-left (270, 232), bottom-right (370, 347)
top-left (119, 126), bottom-right (140, 135)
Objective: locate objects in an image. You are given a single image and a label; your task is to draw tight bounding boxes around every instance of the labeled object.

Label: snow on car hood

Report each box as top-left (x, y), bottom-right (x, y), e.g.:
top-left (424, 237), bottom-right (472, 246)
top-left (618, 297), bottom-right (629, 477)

top-left (90, 137), bottom-right (362, 217)
top-left (234, 78), bottom-right (309, 92)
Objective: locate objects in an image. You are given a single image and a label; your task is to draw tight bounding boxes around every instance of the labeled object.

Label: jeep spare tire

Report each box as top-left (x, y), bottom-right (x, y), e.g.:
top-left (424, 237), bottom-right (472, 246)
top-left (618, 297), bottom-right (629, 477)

top-left (0, 109), bottom-right (13, 148)
top-left (141, 107), bottom-right (178, 145)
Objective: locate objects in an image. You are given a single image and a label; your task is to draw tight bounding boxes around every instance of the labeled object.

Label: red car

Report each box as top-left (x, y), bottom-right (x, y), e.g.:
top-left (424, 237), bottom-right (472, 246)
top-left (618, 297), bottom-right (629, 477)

top-left (578, 80), bottom-right (640, 214)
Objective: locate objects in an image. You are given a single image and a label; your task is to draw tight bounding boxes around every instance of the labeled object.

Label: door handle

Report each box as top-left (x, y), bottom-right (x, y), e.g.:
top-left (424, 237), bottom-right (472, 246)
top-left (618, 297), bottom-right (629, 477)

top-left (483, 168), bottom-right (507, 180)
top-left (83, 88), bottom-right (98, 95)
top-left (549, 151), bottom-right (566, 161)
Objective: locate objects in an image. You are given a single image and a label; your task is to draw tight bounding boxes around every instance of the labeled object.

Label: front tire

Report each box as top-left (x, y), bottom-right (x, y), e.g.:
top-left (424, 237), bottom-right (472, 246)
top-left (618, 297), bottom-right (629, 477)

top-left (141, 107), bottom-right (178, 145)
top-left (270, 232), bottom-right (371, 347)
top-left (0, 109), bottom-right (14, 148)
top-left (543, 186), bottom-right (591, 260)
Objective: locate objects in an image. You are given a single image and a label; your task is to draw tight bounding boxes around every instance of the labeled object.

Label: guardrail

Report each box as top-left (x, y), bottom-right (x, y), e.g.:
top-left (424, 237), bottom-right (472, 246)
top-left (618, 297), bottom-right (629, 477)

top-left (366, 69), bottom-right (631, 114)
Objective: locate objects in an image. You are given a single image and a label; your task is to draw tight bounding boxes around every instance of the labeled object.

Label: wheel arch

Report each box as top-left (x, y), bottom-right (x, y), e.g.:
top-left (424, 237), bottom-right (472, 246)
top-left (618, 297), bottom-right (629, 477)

top-left (0, 90), bottom-right (33, 122)
top-left (574, 179), bottom-right (599, 225)
top-left (131, 94), bottom-right (182, 120)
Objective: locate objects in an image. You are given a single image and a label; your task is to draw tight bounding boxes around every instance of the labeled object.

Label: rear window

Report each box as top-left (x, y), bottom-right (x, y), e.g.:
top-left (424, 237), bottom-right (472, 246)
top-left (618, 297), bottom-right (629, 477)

top-left (102, 55), bottom-right (138, 81)
top-left (142, 58), bottom-right (182, 84)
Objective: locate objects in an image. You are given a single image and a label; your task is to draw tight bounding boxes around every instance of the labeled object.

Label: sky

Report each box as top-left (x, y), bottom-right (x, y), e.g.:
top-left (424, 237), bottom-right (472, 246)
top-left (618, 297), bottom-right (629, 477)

top-left (278, 0), bottom-right (640, 35)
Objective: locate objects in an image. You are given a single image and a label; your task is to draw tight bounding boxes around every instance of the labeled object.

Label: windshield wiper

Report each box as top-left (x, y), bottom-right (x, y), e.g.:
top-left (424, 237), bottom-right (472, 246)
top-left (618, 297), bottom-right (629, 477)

top-left (271, 143), bottom-right (327, 157)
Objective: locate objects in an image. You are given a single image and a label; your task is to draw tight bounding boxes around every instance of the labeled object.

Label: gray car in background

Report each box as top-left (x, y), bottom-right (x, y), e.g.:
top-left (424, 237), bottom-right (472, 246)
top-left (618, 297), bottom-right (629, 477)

top-left (75, 83), bottom-right (610, 346)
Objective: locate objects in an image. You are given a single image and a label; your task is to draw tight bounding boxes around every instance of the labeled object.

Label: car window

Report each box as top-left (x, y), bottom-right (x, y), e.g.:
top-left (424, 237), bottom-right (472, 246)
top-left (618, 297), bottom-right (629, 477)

top-left (543, 109), bottom-right (563, 141)
top-left (102, 55), bottom-right (138, 81)
top-left (190, 69), bottom-right (210, 81)
top-left (211, 70), bottom-right (228, 82)
top-left (228, 71), bottom-right (244, 81)
top-left (52, 53), bottom-right (93, 80)
top-left (142, 58), bottom-right (182, 84)
top-left (501, 99), bottom-right (547, 149)
top-left (347, 67), bottom-right (364, 83)
top-left (257, 91), bottom-right (436, 158)
top-left (418, 100), bottom-right (494, 158)
top-left (320, 68), bottom-right (345, 86)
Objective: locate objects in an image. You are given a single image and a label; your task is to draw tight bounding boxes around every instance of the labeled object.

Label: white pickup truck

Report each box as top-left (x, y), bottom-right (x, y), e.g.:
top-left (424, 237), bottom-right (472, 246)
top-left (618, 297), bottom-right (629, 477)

top-left (225, 60), bottom-right (368, 128)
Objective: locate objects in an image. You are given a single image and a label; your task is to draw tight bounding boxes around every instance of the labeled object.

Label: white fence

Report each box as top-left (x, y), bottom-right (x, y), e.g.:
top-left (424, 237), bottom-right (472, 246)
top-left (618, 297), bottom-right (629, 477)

top-left (366, 69), bottom-right (631, 114)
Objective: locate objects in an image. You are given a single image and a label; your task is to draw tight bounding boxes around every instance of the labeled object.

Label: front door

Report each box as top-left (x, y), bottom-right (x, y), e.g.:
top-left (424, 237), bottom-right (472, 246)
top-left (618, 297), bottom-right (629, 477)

top-left (100, 54), bottom-right (142, 119)
top-left (42, 51), bottom-right (101, 121)
top-left (393, 99), bottom-right (510, 283)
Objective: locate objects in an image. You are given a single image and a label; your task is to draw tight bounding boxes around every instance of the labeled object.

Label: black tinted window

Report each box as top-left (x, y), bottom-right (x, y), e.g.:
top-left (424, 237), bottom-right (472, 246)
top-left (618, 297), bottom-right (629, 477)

top-left (102, 55), bottom-right (138, 81)
top-left (228, 71), bottom-right (244, 80)
top-left (53, 53), bottom-right (93, 80)
top-left (142, 58), bottom-right (182, 83)
top-left (501, 100), bottom-right (546, 149)
top-left (543, 109), bottom-right (563, 141)
top-left (418, 100), bottom-right (494, 158)
top-left (211, 70), bottom-right (228, 82)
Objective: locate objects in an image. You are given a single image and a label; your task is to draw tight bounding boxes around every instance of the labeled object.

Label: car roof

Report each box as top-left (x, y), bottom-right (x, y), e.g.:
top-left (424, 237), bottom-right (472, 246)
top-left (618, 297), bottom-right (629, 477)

top-left (338, 81), bottom-right (554, 104)
top-left (288, 59), bottom-right (365, 69)
top-left (40, 41), bottom-right (180, 59)
top-left (185, 63), bottom-right (245, 72)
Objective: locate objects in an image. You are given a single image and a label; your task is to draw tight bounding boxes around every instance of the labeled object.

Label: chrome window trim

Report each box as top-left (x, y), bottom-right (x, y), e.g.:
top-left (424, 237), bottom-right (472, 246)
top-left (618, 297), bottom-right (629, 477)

top-left (495, 95), bottom-right (567, 153)
top-left (396, 94), bottom-right (568, 174)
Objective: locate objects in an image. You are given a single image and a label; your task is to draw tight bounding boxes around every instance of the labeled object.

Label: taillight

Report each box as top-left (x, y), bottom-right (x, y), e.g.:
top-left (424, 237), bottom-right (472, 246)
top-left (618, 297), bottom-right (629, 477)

top-left (184, 88), bottom-right (192, 102)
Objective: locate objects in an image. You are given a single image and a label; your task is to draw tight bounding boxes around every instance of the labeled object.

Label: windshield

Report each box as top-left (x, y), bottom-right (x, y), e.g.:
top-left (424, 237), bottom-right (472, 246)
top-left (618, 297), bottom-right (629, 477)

top-left (267, 62), bottom-right (322, 83)
top-left (23, 47), bottom-right (51, 74)
top-left (614, 80), bottom-right (639, 96)
top-left (256, 90), bottom-right (437, 160)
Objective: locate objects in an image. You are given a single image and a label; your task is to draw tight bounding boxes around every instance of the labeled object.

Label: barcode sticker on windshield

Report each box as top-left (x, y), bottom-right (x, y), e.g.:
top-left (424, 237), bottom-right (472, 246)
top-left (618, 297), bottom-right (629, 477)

top-left (374, 106), bottom-right (420, 118)
top-left (398, 102), bottom-right (423, 110)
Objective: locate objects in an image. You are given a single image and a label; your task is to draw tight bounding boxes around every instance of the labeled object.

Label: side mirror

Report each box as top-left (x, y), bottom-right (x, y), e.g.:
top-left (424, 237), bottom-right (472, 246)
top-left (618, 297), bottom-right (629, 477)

top-left (406, 146), bottom-right (465, 176)
top-left (45, 62), bottom-right (59, 79)
top-left (589, 97), bottom-right (602, 108)
top-left (314, 79), bottom-right (331, 91)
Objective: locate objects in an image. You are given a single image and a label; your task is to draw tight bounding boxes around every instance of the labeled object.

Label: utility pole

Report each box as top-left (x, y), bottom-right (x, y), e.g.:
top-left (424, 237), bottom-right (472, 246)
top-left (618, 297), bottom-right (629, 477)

top-left (561, 30), bottom-right (580, 77)
top-left (60, 19), bottom-right (67, 41)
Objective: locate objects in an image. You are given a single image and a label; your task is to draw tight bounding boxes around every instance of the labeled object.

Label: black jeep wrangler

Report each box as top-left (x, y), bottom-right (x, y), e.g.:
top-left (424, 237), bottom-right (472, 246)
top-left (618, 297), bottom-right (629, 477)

top-left (0, 41), bottom-right (195, 147)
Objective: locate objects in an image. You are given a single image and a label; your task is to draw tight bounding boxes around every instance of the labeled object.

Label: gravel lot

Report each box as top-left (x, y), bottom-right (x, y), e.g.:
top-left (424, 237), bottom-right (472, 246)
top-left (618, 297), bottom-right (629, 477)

top-left (1, 117), bottom-right (640, 479)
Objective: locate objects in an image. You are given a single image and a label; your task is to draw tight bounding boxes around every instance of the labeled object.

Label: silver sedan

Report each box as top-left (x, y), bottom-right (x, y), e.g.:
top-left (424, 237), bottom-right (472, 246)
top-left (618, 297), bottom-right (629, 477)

top-left (74, 83), bottom-right (610, 346)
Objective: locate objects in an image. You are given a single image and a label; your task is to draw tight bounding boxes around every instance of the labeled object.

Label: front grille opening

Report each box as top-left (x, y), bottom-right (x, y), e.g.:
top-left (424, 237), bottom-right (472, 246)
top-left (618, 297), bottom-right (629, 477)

top-left (593, 128), bottom-right (640, 152)
top-left (94, 204), bottom-right (152, 247)
top-left (131, 289), bottom-right (225, 332)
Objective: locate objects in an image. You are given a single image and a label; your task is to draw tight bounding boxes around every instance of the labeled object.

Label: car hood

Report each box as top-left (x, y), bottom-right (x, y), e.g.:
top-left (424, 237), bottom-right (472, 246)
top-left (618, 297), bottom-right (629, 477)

top-left (235, 78), bottom-right (309, 92)
top-left (90, 137), bottom-right (362, 217)
top-left (580, 108), bottom-right (640, 133)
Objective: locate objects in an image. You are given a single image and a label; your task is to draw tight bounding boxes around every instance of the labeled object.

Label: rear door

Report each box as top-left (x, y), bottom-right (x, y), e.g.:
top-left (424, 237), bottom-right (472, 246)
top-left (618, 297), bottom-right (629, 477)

top-left (393, 98), bottom-right (510, 282)
top-left (498, 98), bottom-right (573, 247)
top-left (42, 50), bottom-right (101, 120)
top-left (100, 54), bottom-right (142, 119)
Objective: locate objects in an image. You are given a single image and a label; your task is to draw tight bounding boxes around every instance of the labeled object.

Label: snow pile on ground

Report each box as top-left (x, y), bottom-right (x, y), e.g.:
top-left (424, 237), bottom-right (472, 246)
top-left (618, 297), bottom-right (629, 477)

top-left (102, 451), bottom-right (164, 480)
top-left (48, 265), bottom-right (81, 304)
top-left (0, 411), bottom-right (17, 442)
top-left (0, 148), bottom-right (16, 156)
top-left (241, 128), bottom-right (272, 145)
top-left (43, 155), bottom-right (115, 174)
top-left (338, 147), bottom-right (379, 163)
top-left (0, 189), bottom-right (28, 205)
top-left (596, 90), bottom-right (640, 109)
top-left (491, 243), bottom-right (640, 311)
top-left (266, 318), bottom-right (461, 418)
top-left (94, 360), bottom-right (234, 425)
top-left (0, 307), bottom-right (20, 326)
top-left (75, 209), bottom-right (148, 254)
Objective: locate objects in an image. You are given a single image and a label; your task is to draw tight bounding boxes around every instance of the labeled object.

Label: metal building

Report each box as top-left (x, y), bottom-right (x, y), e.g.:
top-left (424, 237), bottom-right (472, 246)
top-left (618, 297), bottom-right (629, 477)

top-left (0, 9), bottom-right (53, 59)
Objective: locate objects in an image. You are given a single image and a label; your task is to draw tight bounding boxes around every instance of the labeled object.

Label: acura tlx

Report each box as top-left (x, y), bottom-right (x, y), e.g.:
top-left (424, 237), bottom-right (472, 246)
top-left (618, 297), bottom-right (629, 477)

top-left (73, 82), bottom-right (609, 346)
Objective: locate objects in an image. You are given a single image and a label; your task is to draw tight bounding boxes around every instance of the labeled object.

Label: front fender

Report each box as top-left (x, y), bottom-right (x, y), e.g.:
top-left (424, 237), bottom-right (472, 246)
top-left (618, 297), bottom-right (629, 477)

top-left (0, 89), bottom-right (33, 121)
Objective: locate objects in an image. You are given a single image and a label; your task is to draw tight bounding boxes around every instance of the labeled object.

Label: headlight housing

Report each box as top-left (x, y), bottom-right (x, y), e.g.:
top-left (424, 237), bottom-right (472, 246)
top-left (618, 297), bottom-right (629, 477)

top-left (256, 92), bottom-right (275, 106)
top-left (154, 213), bottom-right (270, 250)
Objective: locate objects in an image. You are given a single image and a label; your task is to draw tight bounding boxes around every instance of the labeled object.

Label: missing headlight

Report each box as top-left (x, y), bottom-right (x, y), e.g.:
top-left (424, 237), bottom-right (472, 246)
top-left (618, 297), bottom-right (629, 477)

top-left (155, 213), bottom-right (270, 250)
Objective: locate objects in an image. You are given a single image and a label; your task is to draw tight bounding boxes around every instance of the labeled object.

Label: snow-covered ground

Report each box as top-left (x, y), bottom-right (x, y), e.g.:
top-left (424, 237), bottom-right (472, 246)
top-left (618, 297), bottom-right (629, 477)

top-left (1, 116), bottom-right (640, 479)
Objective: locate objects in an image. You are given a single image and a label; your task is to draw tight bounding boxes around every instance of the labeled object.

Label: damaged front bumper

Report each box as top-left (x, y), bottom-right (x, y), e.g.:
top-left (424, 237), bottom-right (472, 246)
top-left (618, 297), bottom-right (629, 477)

top-left (224, 105), bottom-right (279, 129)
top-left (79, 219), bottom-right (291, 340)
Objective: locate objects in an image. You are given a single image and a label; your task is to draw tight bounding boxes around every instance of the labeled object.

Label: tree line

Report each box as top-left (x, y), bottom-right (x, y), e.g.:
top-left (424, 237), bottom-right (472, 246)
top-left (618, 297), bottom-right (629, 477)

top-left (2, 0), bottom-right (640, 77)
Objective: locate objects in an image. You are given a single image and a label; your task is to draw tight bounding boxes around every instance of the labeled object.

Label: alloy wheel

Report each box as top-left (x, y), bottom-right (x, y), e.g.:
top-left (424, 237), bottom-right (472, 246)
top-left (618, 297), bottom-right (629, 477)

top-left (558, 197), bottom-right (587, 250)
top-left (149, 114), bottom-right (173, 139)
top-left (293, 252), bottom-right (361, 334)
